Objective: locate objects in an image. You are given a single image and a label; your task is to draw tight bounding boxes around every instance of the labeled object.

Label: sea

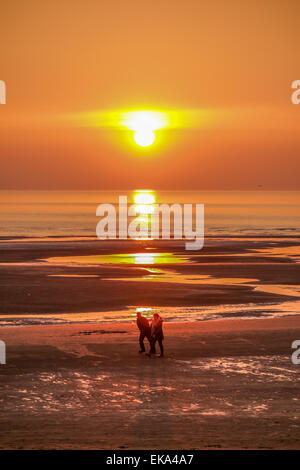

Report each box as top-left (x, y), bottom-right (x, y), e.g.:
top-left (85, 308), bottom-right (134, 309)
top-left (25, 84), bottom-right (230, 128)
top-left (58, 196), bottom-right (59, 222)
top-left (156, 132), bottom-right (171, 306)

top-left (1, 190), bottom-right (300, 238)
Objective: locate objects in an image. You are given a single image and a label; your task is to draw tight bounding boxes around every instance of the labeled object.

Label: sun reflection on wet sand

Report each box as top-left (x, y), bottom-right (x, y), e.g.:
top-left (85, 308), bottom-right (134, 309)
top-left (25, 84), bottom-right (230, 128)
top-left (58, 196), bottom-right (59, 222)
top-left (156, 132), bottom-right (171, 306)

top-left (104, 269), bottom-right (259, 286)
top-left (253, 285), bottom-right (300, 297)
top-left (177, 355), bottom-right (300, 383)
top-left (43, 252), bottom-right (188, 265)
top-left (251, 245), bottom-right (300, 263)
top-left (5, 353), bottom-right (299, 422)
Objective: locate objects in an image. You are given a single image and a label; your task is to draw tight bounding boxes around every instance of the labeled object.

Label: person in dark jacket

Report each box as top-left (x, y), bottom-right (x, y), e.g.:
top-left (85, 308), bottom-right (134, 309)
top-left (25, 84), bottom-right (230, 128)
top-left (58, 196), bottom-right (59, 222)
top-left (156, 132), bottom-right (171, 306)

top-left (136, 312), bottom-right (155, 354)
top-left (148, 313), bottom-right (164, 357)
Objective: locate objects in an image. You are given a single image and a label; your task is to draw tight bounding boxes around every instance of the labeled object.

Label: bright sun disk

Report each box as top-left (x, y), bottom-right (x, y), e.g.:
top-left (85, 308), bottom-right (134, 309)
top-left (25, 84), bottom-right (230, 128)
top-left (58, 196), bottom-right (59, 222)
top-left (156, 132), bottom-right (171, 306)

top-left (134, 129), bottom-right (155, 147)
top-left (121, 111), bottom-right (169, 147)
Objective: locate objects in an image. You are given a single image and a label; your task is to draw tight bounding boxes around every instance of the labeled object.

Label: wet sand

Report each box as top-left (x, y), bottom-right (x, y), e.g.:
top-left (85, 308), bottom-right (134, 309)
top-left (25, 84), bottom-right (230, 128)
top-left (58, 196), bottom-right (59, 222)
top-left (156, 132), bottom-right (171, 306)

top-left (1, 237), bottom-right (300, 317)
top-left (1, 237), bottom-right (300, 449)
top-left (1, 317), bottom-right (300, 449)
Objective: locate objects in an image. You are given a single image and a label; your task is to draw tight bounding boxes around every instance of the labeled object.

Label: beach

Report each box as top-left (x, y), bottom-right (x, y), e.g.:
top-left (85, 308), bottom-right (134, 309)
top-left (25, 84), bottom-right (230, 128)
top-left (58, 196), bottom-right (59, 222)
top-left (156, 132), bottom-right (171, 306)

top-left (1, 235), bottom-right (300, 449)
top-left (1, 317), bottom-right (300, 449)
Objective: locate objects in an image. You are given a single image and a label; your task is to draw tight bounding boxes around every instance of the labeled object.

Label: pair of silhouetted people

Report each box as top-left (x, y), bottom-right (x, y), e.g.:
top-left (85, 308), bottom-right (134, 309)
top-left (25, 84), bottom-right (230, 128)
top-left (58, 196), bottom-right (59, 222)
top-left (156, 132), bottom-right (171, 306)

top-left (136, 312), bottom-right (164, 357)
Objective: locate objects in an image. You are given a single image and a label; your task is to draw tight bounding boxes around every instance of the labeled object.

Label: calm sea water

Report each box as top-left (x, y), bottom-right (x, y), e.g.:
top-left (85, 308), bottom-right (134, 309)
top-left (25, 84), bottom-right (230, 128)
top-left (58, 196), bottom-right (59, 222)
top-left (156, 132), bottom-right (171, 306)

top-left (1, 190), bottom-right (300, 238)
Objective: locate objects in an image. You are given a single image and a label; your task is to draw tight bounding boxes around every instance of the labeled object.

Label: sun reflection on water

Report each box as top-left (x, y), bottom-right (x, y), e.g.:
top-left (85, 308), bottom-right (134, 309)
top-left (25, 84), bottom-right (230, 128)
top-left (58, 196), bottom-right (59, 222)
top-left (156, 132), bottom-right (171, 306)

top-left (131, 190), bottom-right (156, 238)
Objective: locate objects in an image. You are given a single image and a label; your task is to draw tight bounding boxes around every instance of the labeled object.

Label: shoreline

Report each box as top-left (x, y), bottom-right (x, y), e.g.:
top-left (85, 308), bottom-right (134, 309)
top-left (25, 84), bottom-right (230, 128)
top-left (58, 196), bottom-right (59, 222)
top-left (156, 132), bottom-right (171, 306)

top-left (1, 313), bottom-right (300, 334)
top-left (1, 313), bottom-right (300, 333)
top-left (0, 303), bottom-right (300, 328)
top-left (1, 234), bottom-right (300, 242)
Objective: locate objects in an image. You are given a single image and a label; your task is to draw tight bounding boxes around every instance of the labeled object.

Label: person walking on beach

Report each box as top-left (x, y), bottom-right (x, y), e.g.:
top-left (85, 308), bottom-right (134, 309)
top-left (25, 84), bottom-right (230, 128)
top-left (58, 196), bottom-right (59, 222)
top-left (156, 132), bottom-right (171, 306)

top-left (136, 311), bottom-right (155, 354)
top-left (148, 313), bottom-right (164, 357)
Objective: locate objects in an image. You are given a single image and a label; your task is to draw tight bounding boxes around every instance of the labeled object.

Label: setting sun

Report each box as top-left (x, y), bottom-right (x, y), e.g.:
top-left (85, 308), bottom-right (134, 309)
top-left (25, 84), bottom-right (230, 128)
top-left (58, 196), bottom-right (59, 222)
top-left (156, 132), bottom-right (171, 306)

top-left (133, 129), bottom-right (155, 147)
top-left (121, 111), bottom-right (169, 147)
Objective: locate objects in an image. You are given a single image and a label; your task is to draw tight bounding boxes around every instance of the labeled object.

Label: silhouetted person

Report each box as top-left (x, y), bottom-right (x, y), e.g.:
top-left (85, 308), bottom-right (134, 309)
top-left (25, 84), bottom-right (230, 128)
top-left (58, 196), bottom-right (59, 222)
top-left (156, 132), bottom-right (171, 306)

top-left (149, 313), bottom-right (164, 357)
top-left (136, 312), bottom-right (155, 354)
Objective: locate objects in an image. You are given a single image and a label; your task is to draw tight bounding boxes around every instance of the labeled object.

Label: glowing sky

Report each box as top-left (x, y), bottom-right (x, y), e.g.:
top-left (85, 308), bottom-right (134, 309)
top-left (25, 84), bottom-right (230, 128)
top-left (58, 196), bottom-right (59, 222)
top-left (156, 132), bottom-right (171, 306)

top-left (0, 0), bottom-right (300, 189)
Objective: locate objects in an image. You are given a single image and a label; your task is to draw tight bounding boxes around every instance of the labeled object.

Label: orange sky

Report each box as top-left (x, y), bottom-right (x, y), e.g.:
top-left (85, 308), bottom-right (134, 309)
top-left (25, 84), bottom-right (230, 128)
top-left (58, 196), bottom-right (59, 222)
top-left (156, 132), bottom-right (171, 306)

top-left (0, 0), bottom-right (300, 190)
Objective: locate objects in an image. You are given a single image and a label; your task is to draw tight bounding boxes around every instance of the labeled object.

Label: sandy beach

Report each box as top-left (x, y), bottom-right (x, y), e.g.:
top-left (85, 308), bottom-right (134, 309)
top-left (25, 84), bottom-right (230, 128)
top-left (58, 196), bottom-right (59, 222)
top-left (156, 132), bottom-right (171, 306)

top-left (1, 317), bottom-right (300, 449)
top-left (1, 236), bottom-right (300, 449)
